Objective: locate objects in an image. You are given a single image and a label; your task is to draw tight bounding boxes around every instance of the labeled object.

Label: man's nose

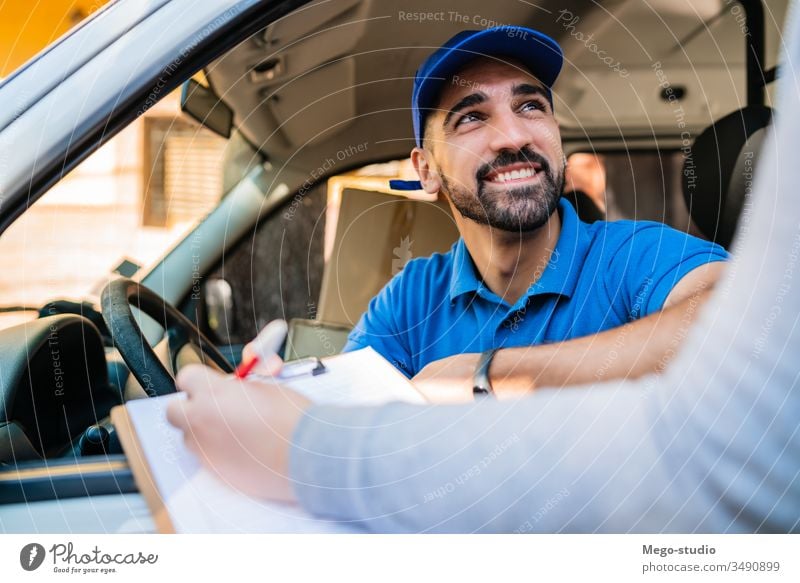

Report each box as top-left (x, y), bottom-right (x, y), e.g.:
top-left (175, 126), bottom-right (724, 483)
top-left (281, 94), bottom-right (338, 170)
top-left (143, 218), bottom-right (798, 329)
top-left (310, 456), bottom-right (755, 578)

top-left (487, 110), bottom-right (531, 153)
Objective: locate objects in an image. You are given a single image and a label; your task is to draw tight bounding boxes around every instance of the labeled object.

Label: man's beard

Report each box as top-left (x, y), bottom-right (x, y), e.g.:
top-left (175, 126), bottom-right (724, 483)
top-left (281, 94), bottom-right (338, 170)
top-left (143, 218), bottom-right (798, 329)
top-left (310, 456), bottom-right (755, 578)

top-left (441, 147), bottom-right (564, 232)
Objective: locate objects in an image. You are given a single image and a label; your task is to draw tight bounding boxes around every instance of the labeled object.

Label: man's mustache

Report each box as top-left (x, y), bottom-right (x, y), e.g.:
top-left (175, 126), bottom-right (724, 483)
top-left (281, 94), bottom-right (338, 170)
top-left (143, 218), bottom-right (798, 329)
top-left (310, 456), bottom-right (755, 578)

top-left (475, 148), bottom-right (553, 182)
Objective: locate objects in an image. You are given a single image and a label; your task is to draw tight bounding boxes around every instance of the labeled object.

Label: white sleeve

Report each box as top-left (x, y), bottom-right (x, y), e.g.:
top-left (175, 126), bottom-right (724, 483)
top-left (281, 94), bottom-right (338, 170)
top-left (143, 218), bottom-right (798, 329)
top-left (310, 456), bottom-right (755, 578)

top-left (289, 3), bottom-right (800, 533)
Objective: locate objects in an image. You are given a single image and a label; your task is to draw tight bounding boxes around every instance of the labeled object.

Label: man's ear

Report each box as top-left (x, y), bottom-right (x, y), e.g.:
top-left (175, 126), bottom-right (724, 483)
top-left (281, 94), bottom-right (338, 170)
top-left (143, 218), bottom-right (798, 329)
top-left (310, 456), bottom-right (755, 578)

top-left (411, 147), bottom-right (442, 195)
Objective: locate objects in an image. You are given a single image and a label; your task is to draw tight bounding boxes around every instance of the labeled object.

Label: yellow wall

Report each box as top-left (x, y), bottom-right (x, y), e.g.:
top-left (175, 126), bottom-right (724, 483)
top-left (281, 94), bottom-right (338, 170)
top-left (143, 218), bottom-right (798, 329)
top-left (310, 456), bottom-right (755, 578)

top-left (0, 0), bottom-right (109, 77)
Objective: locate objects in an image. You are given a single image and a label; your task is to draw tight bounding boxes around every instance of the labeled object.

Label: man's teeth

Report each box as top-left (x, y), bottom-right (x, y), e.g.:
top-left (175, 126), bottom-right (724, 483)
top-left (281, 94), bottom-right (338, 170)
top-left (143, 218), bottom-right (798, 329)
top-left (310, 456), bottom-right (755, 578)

top-left (492, 167), bottom-right (537, 182)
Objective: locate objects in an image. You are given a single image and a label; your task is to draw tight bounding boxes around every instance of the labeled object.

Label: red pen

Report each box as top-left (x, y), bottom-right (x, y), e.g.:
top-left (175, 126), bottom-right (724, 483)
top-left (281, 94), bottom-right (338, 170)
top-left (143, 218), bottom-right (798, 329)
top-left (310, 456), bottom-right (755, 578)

top-left (234, 320), bottom-right (288, 379)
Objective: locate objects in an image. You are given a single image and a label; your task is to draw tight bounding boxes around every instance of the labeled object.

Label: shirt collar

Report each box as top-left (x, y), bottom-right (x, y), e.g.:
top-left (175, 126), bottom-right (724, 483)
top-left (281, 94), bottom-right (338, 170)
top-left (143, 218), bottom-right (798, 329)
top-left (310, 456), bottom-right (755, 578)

top-left (528, 198), bottom-right (591, 298)
top-left (448, 198), bottom-right (592, 303)
top-left (449, 237), bottom-right (483, 301)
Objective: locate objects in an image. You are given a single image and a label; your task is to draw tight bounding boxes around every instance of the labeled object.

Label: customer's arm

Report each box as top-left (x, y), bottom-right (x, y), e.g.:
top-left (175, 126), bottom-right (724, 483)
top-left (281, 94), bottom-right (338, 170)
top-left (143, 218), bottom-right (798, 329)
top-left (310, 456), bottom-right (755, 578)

top-left (412, 263), bottom-right (723, 401)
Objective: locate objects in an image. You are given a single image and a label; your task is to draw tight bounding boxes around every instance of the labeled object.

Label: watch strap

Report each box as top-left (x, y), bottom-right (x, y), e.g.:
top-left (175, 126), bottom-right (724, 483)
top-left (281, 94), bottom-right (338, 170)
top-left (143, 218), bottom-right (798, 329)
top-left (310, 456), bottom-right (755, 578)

top-left (473, 348), bottom-right (498, 398)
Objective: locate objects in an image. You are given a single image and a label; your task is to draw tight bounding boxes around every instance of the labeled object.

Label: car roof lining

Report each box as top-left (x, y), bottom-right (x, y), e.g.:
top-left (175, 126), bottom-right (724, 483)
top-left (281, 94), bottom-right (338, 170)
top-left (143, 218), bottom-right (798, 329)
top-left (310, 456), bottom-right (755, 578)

top-left (207, 0), bottom-right (789, 173)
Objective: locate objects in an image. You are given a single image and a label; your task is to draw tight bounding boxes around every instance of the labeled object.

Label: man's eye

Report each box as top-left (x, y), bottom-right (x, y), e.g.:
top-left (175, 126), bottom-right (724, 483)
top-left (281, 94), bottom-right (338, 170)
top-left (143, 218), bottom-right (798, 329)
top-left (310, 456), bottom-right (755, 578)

top-left (520, 100), bottom-right (547, 113)
top-left (455, 112), bottom-right (482, 127)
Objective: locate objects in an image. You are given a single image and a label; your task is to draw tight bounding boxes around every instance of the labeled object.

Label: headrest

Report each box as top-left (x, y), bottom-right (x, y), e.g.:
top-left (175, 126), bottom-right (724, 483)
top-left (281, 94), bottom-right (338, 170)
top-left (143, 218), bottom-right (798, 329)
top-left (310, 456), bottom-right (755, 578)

top-left (682, 105), bottom-right (772, 248)
top-left (562, 190), bottom-right (605, 223)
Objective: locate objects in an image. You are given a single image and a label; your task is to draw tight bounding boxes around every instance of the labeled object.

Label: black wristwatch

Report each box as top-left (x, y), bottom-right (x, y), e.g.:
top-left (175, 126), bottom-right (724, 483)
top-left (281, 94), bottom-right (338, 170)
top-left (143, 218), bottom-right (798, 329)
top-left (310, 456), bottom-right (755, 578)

top-left (472, 348), bottom-right (498, 398)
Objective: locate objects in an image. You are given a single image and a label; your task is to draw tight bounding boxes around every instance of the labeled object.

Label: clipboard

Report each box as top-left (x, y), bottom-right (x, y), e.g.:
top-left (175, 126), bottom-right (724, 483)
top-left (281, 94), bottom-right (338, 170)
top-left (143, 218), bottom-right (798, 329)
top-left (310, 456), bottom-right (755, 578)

top-left (110, 347), bottom-right (425, 533)
top-left (111, 405), bottom-right (177, 534)
top-left (111, 363), bottom-right (333, 533)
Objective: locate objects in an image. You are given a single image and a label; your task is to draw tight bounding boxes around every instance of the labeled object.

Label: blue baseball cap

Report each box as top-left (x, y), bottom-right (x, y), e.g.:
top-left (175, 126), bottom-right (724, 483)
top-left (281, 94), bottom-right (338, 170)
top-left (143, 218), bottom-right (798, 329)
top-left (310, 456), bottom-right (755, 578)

top-left (411, 26), bottom-right (563, 148)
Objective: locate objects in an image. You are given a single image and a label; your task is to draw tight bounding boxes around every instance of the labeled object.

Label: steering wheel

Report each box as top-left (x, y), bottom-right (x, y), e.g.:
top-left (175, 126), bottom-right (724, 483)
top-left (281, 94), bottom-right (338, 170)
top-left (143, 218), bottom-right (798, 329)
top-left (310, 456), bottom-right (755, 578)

top-left (100, 278), bottom-right (233, 396)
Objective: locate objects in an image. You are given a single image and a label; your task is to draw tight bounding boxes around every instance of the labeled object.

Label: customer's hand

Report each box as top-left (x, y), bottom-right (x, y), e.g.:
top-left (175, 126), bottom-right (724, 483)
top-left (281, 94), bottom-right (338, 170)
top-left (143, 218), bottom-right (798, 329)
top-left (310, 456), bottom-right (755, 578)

top-left (166, 364), bottom-right (311, 502)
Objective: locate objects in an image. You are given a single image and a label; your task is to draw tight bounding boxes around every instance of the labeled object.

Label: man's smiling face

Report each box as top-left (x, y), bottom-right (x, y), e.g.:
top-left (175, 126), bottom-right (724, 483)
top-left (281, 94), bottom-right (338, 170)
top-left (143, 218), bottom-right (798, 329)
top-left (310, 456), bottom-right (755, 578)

top-left (420, 57), bottom-right (565, 232)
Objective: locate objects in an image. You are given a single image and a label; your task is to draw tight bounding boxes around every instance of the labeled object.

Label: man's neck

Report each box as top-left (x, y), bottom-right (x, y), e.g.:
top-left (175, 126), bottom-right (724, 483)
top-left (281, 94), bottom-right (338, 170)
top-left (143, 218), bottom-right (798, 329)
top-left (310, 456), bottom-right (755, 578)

top-left (458, 208), bottom-right (562, 305)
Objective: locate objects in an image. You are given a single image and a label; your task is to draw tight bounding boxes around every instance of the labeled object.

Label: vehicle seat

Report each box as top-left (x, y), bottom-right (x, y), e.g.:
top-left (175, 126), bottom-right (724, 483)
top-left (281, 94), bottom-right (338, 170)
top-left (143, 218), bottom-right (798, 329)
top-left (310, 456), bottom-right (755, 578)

top-left (284, 319), bottom-right (351, 361)
top-left (682, 105), bottom-right (772, 248)
top-left (562, 189), bottom-right (605, 223)
top-left (317, 187), bottom-right (459, 327)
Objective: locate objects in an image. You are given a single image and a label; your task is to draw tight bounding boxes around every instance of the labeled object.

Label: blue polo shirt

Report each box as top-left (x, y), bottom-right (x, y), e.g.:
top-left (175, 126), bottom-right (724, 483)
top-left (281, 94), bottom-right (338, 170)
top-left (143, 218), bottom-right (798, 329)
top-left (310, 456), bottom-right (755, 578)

top-left (343, 199), bottom-right (728, 377)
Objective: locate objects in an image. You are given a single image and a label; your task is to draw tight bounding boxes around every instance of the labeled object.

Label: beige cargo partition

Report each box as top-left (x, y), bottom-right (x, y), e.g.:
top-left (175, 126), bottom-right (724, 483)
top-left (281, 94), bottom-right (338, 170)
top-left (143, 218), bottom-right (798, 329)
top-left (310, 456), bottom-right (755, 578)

top-left (318, 188), bottom-right (459, 326)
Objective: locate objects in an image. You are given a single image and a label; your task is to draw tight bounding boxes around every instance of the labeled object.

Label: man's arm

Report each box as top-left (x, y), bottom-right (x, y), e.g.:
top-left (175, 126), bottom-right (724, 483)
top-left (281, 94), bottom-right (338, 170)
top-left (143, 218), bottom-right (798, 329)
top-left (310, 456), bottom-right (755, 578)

top-left (412, 262), bottom-right (726, 401)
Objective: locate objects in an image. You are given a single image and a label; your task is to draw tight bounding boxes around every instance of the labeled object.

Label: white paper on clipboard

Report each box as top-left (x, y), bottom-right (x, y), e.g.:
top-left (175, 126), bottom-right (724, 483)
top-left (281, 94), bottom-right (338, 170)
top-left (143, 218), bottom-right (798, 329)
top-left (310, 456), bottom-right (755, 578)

top-left (115, 347), bottom-right (424, 533)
